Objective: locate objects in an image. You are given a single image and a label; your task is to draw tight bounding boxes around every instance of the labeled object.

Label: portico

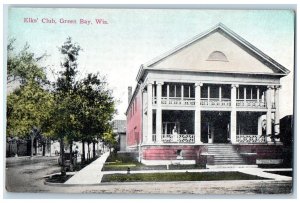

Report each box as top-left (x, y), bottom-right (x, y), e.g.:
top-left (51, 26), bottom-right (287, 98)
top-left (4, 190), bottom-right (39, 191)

top-left (143, 81), bottom-right (279, 145)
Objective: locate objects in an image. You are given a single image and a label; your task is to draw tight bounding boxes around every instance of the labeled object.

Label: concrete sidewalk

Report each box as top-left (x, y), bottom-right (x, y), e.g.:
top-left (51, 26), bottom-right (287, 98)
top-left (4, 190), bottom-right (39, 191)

top-left (65, 152), bottom-right (110, 184)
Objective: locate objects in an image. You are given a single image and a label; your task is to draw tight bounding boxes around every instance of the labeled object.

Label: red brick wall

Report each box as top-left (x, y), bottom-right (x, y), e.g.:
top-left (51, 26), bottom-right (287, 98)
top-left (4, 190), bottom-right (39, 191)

top-left (126, 88), bottom-right (142, 149)
top-left (142, 145), bottom-right (207, 162)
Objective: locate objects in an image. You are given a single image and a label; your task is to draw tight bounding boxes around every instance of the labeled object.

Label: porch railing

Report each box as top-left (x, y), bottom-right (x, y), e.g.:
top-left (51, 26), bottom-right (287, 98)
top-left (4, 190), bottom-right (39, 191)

top-left (236, 99), bottom-right (266, 108)
top-left (200, 98), bottom-right (231, 107)
top-left (161, 134), bottom-right (195, 143)
top-left (236, 134), bottom-right (266, 143)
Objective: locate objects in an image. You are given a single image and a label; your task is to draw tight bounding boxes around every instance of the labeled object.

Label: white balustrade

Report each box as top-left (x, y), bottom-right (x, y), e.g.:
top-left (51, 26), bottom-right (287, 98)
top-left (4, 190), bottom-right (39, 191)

top-left (161, 134), bottom-right (195, 143)
top-left (160, 97), bottom-right (195, 106)
top-left (152, 97), bottom-right (266, 109)
top-left (200, 98), bottom-right (231, 107)
top-left (236, 99), bottom-right (266, 108)
top-left (236, 134), bottom-right (266, 143)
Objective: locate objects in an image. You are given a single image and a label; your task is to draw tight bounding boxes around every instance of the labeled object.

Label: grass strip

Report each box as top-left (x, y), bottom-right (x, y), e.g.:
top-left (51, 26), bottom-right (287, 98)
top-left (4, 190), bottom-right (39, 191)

top-left (102, 171), bottom-right (268, 182)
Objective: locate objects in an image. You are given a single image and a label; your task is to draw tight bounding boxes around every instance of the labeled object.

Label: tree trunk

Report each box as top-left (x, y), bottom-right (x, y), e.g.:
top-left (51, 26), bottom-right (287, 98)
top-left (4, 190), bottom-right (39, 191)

top-left (30, 135), bottom-right (34, 157)
top-left (81, 140), bottom-right (85, 164)
top-left (87, 142), bottom-right (91, 161)
top-left (49, 140), bottom-right (52, 157)
top-left (60, 137), bottom-right (66, 176)
top-left (93, 142), bottom-right (96, 158)
top-left (69, 141), bottom-right (73, 164)
top-left (35, 139), bottom-right (38, 155)
top-left (16, 141), bottom-right (19, 157)
top-left (42, 141), bottom-right (46, 156)
top-left (8, 142), bottom-right (11, 157)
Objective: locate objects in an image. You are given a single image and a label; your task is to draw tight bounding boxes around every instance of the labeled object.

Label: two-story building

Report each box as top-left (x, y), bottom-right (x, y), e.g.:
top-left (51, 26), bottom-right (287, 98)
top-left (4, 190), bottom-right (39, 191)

top-left (126, 23), bottom-right (290, 166)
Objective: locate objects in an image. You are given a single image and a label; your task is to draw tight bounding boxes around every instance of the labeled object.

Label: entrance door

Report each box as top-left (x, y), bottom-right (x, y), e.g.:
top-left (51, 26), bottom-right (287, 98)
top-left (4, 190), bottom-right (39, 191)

top-left (201, 111), bottom-right (230, 143)
top-left (213, 113), bottom-right (230, 143)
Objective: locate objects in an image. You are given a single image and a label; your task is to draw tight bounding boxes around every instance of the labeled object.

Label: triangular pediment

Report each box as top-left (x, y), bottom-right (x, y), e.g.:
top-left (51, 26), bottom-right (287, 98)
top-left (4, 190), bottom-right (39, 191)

top-left (144, 24), bottom-right (289, 75)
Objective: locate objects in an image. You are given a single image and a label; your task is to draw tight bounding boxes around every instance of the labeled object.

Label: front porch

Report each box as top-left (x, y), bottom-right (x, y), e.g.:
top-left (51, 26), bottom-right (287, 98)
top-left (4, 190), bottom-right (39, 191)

top-left (143, 81), bottom-right (280, 146)
top-left (148, 110), bottom-right (269, 145)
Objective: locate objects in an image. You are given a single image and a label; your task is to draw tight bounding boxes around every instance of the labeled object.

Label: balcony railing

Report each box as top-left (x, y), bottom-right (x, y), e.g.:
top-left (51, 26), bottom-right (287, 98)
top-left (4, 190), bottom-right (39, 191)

top-left (162, 97), bottom-right (195, 106)
top-left (200, 98), bottom-right (231, 107)
top-left (236, 99), bottom-right (266, 108)
top-left (150, 97), bottom-right (267, 109)
top-left (236, 134), bottom-right (266, 143)
top-left (161, 134), bottom-right (195, 143)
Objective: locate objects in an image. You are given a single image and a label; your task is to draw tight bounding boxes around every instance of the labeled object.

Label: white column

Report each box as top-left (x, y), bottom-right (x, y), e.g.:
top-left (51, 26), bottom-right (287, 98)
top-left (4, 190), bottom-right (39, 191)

top-left (142, 90), bottom-right (148, 144)
top-left (266, 85), bottom-right (273, 142)
top-left (156, 82), bottom-right (163, 143)
top-left (258, 115), bottom-right (263, 136)
top-left (257, 88), bottom-right (260, 103)
top-left (274, 85), bottom-right (281, 136)
top-left (219, 86), bottom-right (222, 101)
top-left (244, 87), bottom-right (247, 106)
top-left (195, 82), bottom-right (203, 144)
top-left (167, 84), bottom-right (169, 102)
top-left (181, 84), bottom-right (184, 100)
top-left (231, 84), bottom-right (238, 144)
top-left (208, 86), bottom-right (210, 102)
top-left (147, 82), bottom-right (153, 144)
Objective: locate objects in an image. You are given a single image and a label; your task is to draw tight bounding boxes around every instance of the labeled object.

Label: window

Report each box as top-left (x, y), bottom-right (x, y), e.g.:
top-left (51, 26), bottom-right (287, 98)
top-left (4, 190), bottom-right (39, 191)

top-left (207, 51), bottom-right (228, 62)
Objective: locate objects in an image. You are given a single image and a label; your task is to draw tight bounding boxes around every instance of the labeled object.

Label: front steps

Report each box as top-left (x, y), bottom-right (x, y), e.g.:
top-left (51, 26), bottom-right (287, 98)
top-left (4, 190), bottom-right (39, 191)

top-left (207, 144), bottom-right (249, 165)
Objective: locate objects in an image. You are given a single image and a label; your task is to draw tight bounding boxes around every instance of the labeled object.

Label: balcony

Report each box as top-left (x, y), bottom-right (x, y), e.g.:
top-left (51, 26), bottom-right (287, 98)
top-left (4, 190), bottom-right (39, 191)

top-left (151, 97), bottom-right (267, 109)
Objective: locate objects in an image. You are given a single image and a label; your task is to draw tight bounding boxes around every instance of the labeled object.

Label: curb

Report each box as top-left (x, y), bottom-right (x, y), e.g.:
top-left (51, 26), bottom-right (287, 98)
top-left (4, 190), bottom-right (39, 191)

top-left (44, 180), bottom-right (102, 187)
top-left (44, 179), bottom-right (291, 187)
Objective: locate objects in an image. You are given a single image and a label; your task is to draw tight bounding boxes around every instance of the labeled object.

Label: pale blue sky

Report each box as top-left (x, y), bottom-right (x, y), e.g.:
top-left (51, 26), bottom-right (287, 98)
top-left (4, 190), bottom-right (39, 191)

top-left (8, 8), bottom-right (295, 119)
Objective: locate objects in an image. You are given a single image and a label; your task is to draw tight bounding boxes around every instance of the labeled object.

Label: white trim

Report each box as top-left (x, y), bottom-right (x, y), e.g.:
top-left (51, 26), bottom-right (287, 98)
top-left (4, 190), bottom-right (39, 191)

top-left (145, 67), bottom-right (287, 76)
top-left (256, 159), bottom-right (283, 165)
top-left (143, 23), bottom-right (289, 75)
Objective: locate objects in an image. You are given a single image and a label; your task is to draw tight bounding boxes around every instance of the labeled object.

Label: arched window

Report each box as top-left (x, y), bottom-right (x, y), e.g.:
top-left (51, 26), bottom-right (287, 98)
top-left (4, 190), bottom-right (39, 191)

top-left (207, 51), bottom-right (228, 62)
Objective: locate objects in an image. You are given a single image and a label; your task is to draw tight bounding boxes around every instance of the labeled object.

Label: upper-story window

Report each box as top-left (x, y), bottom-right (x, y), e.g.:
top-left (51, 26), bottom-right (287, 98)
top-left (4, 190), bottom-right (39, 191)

top-left (207, 51), bottom-right (228, 62)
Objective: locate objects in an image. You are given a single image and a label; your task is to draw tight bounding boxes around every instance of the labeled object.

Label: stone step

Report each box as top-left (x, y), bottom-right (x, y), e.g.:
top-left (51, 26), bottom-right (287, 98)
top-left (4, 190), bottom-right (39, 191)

top-left (214, 161), bottom-right (245, 164)
top-left (213, 155), bottom-right (242, 158)
top-left (207, 144), bottom-right (246, 165)
top-left (214, 157), bottom-right (244, 160)
top-left (213, 163), bottom-right (246, 165)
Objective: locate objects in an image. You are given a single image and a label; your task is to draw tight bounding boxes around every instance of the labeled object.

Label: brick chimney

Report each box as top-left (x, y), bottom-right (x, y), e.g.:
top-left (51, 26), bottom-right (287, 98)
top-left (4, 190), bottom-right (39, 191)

top-left (128, 86), bottom-right (132, 105)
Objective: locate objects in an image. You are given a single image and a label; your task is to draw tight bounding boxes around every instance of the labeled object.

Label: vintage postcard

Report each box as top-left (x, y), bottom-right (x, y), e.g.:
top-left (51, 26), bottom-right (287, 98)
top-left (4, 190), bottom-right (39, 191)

top-left (4, 6), bottom-right (295, 196)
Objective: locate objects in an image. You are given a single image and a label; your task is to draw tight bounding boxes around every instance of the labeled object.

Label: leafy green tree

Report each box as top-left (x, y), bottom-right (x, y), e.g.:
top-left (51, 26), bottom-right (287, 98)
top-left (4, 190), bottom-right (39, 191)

top-left (7, 39), bottom-right (52, 157)
top-left (52, 37), bottom-right (81, 175)
top-left (102, 130), bottom-right (118, 153)
top-left (7, 38), bottom-right (47, 85)
top-left (6, 80), bottom-right (54, 157)
top-left (77, 73), bottom-right (116, 161)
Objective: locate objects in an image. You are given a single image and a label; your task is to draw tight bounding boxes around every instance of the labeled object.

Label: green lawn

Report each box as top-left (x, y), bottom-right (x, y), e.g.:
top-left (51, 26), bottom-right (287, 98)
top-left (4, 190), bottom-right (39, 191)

top-left (102, 171), bottom-right (268, 182)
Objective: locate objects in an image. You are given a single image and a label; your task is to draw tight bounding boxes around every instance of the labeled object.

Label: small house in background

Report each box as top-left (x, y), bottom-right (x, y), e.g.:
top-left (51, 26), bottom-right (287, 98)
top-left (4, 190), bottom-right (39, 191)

top-left (125, 23), bottom-right (292, 167)
top-left (112, 120), bottom-right (126, 152)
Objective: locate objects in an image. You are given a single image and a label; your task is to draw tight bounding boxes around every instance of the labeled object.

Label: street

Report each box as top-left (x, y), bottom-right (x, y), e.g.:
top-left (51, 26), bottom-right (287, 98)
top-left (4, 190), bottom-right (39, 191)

top-left (5, 156), bottom-right (293, 196)
top-left (5, 156), bottom-right (61, 193)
